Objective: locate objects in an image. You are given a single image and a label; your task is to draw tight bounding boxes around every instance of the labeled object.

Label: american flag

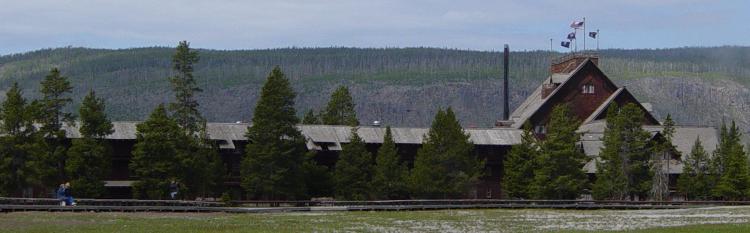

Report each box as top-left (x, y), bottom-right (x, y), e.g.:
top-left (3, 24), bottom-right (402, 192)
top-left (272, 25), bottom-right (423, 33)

top-left (570, 20), bottom-right (584, 29)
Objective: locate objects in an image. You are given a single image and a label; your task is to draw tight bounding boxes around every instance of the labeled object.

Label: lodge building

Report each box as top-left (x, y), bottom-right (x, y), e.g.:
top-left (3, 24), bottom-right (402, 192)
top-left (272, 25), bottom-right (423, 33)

top-left (64, 53), bottom-right (716, 199)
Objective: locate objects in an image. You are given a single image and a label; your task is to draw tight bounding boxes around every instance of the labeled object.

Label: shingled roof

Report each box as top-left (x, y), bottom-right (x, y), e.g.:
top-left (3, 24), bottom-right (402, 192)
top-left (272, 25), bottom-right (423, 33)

top-left (509, 58), bottom-right (604, 128)
top-left (577, 120), bottom-right (718, 174)
top-left (61, 122), bottom-right (522, 150)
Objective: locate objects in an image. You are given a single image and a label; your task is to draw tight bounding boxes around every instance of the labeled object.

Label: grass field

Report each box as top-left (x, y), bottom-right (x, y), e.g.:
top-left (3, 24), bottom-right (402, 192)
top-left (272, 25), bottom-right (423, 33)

top-left (2, 206), bottom-right (750, 232)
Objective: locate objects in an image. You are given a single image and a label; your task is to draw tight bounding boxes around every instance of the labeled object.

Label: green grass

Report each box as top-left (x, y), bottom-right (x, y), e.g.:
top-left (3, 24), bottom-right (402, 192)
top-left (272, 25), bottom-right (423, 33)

top-left (2, 207), bottom-right (750, 232)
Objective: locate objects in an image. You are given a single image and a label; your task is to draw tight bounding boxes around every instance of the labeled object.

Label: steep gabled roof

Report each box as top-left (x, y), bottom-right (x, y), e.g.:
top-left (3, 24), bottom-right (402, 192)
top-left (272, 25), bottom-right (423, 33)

top-left (510, 58), bottom-right (616, 128)
top-left (582, 87), bottom-right (660, 125)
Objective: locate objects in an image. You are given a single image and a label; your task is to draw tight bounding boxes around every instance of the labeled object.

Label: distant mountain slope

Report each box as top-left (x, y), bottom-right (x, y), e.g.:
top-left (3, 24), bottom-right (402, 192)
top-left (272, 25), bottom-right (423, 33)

top-left (0, 46), bottom-right (748, 134)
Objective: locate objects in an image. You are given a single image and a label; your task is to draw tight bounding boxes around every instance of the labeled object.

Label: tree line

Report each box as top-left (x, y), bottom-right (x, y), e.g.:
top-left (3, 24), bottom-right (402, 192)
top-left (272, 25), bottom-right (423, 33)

top-left (1, 46), bottom-right (748, 131)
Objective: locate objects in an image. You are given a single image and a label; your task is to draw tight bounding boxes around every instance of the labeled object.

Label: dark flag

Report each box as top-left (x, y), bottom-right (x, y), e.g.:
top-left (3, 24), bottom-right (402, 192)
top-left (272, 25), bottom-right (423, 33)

top-left (589, 31), bottom-right (598, 38)
top-left (561, 41), bottom-right (571, 48)
top-left (567, 32), bottom-right (576, 40)
top-left (570, 20), bottom-right (584, 29)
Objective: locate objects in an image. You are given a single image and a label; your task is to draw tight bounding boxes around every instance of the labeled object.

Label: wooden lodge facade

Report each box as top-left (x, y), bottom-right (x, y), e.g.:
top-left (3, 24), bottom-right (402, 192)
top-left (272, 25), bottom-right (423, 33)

top-left (65, 54), bottom-right (716, 199)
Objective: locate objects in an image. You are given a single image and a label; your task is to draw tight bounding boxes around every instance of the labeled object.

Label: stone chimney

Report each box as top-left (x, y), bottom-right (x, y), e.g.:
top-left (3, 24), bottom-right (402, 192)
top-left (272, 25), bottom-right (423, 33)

top-left (550, 53), bottom-right (599, 74)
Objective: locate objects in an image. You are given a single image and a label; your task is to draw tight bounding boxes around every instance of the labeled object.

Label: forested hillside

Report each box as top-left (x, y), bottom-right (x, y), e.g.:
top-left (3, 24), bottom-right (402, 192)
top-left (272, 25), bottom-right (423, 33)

top-left (0, 46), bottom-right (748, 133)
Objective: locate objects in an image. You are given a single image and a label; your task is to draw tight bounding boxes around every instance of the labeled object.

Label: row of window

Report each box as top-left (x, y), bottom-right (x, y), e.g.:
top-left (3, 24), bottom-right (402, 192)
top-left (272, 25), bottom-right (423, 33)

top-left (582, 83), bottom-right (595, 94)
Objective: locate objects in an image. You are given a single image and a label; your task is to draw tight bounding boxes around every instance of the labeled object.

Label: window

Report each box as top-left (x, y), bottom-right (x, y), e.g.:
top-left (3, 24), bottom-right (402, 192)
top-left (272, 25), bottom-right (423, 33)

top-left (582, 83), bottom-right (595, 94)
top-left (534, 125), bottom-right (547, 134)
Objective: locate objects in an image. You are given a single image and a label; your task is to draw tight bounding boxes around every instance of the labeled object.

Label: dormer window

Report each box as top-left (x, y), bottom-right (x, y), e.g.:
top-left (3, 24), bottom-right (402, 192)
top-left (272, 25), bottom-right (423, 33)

top-left (582, 83), bottom-right (595, 94)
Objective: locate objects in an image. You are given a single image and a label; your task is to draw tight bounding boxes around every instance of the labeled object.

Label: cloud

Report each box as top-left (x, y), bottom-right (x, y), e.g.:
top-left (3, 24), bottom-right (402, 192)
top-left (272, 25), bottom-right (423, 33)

top-left (0, 0), bottom-right (747, 54)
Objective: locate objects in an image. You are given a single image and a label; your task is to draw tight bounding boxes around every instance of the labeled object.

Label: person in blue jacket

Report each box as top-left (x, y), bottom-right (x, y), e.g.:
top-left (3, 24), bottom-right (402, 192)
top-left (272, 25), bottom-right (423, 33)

top-left (63, 182), bottom-right (75, 206)
top-left (56, 184), bottom-right (67, 206)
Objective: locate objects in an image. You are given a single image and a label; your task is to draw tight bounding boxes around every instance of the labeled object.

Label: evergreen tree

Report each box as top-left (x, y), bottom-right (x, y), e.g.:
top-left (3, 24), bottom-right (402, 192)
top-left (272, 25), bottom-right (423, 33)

top-left (36, 68), bottom-right (75, 187)
top-left (65, 91), bottom-right (114, 198)
top-left (529, 104), bottom-right (587, 199)
top-left (712, 121), bottom-right (749, 200)
top-left (241, 67), bottom-right (308, 200)
top-left (302, 109), bottom-right (321, 124)
top-left (184, 126), bottom-right (226, 198)
top-left (321, 86), bottom-right (358, 126)
top-left (0, 83), bottom-right (42, 196)
top-left (502, 122), bottom-right (538, 199)
top-left (620, 103), bottom-right (653, 200)
top-left (334, 128), bottom-right (373, 200)
top-left (713, 123), bottom-right (730, 174)
top-left (592, 103), bottom-right (652, 200)
top-left (130, 104), bottom-right (190, 199)
top-left (168, 41), bottom-right (204, 135)
top-left (165, 41), bottom-right (224, 198)
top-left (302, 151), bottom-right (334, 198)
top-left (371, 126), bottom-right (409, 199)
top-left (409, 108), bottom-right (482, 198)
top-left (677, 137), bottom-right (712, 200)
top-left (650, 114), bottom-right (676, 201)
top-left (708, 122), bottom-right (729, 197)
top-left (593, 103), bottom-right (628, 200)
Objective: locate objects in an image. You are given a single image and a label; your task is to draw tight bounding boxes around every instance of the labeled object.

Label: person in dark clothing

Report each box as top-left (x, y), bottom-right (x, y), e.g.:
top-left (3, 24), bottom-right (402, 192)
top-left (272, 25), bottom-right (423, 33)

top-left (169, 180), bottom-right (179, 199)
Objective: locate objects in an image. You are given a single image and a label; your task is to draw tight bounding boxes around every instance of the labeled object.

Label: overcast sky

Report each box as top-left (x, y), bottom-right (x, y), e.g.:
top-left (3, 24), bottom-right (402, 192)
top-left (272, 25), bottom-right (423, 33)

top-left (0, 0), bottom-right (748, 55)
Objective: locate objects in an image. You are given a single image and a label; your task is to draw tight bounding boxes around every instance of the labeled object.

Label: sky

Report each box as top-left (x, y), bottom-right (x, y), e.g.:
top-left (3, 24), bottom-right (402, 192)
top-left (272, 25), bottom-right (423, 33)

top-left (0, 0), bottom-right (748, 55)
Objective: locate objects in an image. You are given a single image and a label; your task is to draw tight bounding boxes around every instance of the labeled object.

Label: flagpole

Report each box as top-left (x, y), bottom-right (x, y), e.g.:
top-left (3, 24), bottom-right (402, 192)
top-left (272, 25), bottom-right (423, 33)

top-left (596, 29), bottom-right (600, 51)
top-left (583, 17), bottom-right (586, 51)
top-left (574, 28), bottom-right (577, 53)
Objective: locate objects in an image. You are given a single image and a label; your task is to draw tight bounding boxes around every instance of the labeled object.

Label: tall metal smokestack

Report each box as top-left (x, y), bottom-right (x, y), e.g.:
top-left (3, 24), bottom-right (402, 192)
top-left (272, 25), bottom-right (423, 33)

top-left (502, 44), bottom-right (510, 121)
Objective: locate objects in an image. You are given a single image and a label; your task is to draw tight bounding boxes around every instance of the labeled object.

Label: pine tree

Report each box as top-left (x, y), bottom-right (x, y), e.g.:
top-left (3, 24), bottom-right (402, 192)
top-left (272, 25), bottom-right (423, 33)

top-left (322, 86), bottom-right (358, 126)
top-left (372, 126), bottom-right (409, 199)
top-left (409, 108), bottom-right (482, 198)
top-left (36, 68), bottom-right (75, 187)
top-left (168, 41), bottom-right (204, 135)
top-left (334, 128), bottom-right (374, 200)
top-left (130, 104), bottom-right (190, 199)
top-left (184, 126), bottom-right (226, 198)
top-left (302, 109), bottom-right (321, 124)
top-left (65, 91), bottom-right (114, 198)
top-left (302, 151), bottom-right (334, 198)
top-left (241, 67), bottom-right (308, 200)
top-left (165, 41), bottom-right (224, 198)
top-left (712, 121), bottom-right (749, 200)
top-left (677, 137), bottom-right (712, 200)
top-left (502, 122), bottom-right (538, 199)
top-left (530, 104), bottom-right (587, 199)
top-left (708, 122), bottom-right (730, 197)
top-left (0, 83), bottom-right (42, 196)
top-left (713, 123), bottom-right (730, 175)
top-left (593, 103), bottom-right (652, 200)
top-left (651, 114), bottom-right (675, 201)
top-left (593, 103), bottom-right (628, 200)
top-left (621, 103), bottom-right (653, 200)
